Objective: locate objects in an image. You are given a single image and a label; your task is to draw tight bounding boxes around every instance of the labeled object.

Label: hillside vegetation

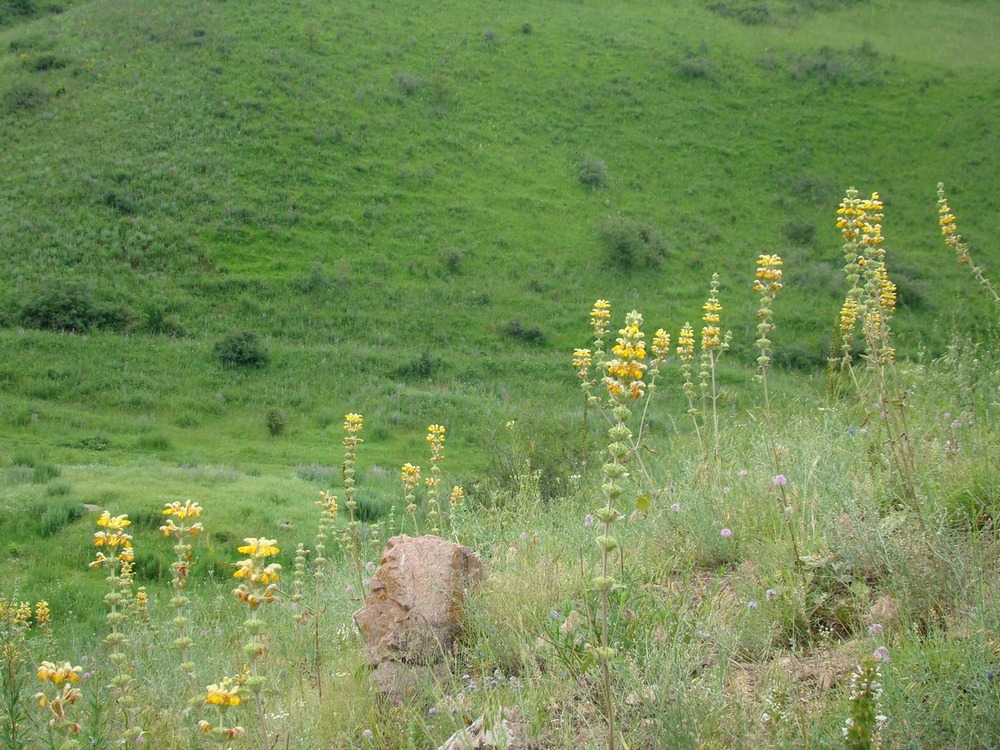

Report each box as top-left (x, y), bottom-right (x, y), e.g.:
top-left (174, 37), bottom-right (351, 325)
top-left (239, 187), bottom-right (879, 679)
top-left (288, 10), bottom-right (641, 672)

top-left (1, 0), bottom-right (999, 747)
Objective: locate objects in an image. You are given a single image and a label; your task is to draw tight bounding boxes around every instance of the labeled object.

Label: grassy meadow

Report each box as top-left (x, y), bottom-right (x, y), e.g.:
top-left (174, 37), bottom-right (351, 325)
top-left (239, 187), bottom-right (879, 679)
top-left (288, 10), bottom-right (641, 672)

top-left (2, 0), bottom-right (1000, 746)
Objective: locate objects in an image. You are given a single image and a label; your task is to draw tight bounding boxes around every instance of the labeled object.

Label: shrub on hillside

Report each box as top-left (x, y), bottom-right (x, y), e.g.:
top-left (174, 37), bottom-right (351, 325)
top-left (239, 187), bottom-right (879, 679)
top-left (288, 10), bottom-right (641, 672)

top-left (3, 80), bottom-right (47, 111)
top-left (578, 155), bottom-right (609, 189)
top-left (214, 331), bottom-right (269, 369)
top-left (20, 281), bottom-right (130, 333)
top-left (266, 406), bottom-right (288, 437)
top-left (597, 214), bottom-right (669, 271)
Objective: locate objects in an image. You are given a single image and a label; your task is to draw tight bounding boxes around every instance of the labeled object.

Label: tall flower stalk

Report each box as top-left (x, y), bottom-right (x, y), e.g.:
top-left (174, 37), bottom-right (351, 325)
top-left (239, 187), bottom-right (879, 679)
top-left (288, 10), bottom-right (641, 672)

top-left (425, 425), bottom-right (446, 535)
top-left (231, 537), bottom-right (281, 748)
top-left (342, 413), bottom-right (366, 597)
top-left (676, 322), bottom-right (704, 452)
top-left (402, 463), bottom-right (421, 535)
top-left (87, 512), bottom-right (142, 746)
top-left (160, 500), bottom-right (204, 696)
top-left (698, 273), bottom-right (731, 475)
top-left (752, 255), bottom-right (801, 566)
top-left (591, 308), bottom-right (648, 750)
top-left (34, 661), bottom-right (84, 748)
top-left (836, 189), bottom-right (918, 510)
top-left (937, 182), bottom-right (999, 307)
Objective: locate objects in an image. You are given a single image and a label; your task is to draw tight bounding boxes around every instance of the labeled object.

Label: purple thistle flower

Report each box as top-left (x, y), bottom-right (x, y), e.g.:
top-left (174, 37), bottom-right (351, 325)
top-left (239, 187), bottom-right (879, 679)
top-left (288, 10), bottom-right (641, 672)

top-left (720, 528), bottom-right (732, 538)
top-left (773, 474), bottom-right (787, 487)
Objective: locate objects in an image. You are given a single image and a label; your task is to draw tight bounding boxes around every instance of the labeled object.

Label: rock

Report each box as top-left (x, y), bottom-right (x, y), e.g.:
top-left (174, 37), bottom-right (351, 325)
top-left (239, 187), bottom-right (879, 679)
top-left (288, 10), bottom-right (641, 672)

top-left (354, 534), bottom-right (483, 698)
top-left (869, 594), bottom-right (901, 631)
top-left (436, 710), bottom-right (527, 750)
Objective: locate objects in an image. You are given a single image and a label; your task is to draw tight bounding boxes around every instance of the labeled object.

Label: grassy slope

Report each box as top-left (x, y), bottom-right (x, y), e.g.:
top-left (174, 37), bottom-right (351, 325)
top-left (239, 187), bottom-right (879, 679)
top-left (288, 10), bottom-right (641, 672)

top-left (0, 0), bottom-right (998, 607)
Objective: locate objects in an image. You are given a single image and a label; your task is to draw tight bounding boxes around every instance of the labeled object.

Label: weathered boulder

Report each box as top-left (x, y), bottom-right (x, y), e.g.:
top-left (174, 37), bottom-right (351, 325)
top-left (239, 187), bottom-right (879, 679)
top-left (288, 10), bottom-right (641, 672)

top-left (354, 534), bottom-right (483, 697)
top-left (436, 711), bottom-right (527, 750)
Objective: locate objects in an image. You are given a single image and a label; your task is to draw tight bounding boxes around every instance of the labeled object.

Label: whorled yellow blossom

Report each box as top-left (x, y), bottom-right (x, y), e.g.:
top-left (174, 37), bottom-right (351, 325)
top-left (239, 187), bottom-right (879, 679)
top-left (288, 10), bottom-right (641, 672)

top-left (449, 486), bottom-right (465, 506)
top-left (650, 329), bottom-right (671, 363)
top-left (93, 512), bottom-right (133, 551)
top-left (839, 297), bottom-right (859, 335)
top-left (205, 677), bottom-right (242, 707)
top-left (877, 265), bottom-right (897, 317)
top-left (236, 538), bottom-right (280, 558)
top-left (342, 413), bottom-right (365, 448)
top-left (426, 424), bottom-right (446, 446)
top-left (34, 601), bottom-right (50, 627)
top-left (162, 500), bottom-right (203, 521)
top-left (589, 299), bottom-right (611, 337)
top-left (676, 323), bottom-right (695, 362)
top-left (37, 661), bottom-right (82, 685)
top-left (316, 490), bottom-right (339, 517)
top-left (753, 254), bottom-right (783, 293)
top-left (401, 463), bottom-right (421, 493)
top-left (572, 347), bottom-right (592, 378)
top-left (198, 720), bottom-right (245, 741)
top-left (232, 559), bottom-right (281, 585)
top-left (603, 310), bottom-right (647, 401)
top-left (936, 183), bottom-right (970, 264)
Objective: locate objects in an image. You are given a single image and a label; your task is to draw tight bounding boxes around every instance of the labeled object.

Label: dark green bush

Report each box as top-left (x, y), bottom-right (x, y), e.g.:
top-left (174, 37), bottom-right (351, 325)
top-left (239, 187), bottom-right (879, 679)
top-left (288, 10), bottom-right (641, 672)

top-left (597, 214), bottom-right (669, 271)
top-left (20, 281), bottom-right (131, 333)
top-left (3, 80), bottom-right (47, 111)
top-left (266, 406), bottom-right (288, 437)
top-left (578, 155), bottom-right (608, 189)
top-left (27, 52), bottom-right (68, 71)
top-left (396, 351), bottom-right (439, 379)
top-left (35, 498), bottom-right (83, 537)
top-left (214, 331), bottom-right (269, 369)
top-left (504, 319), bottom-right (545, 345)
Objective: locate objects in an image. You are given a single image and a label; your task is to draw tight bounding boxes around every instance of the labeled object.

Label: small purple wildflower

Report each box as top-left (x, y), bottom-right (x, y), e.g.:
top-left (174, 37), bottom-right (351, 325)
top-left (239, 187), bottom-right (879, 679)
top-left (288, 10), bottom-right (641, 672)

top-left (720, 528), bottom-right (732, 538)
top-left (873, 646), bottom-right (890, 662)
top-left (584, 514), bottom-right (594, 528)
top-left (859, 427), bottom-right (869, 436)
top-left (670, 502), bottom-right (681, 513)
top-left (428, 707), bottom-right (436, 716)
top-left (722, 486), bottom-right (731, 494)
top-left (747, 601), bottom-right (759, 610)
top-left (773, 474), bottom-right (787, 487)
top-left (868, 623), bottom-right (884, 635)
top-left (362, 730), bottom-right (374, 740)
top-left (738, 469), bottom-right (749, 477)
top-left (765, 588), bottom-right (777, 599)
top-left (951, 419), bottom-right (961, 428)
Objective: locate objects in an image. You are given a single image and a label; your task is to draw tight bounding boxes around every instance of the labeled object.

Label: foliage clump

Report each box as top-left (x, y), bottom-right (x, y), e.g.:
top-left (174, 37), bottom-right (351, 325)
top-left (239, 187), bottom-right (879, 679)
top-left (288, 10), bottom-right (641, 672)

top-left (214, 331), bottom-right (269, 369)
top-left (597, 213), bottom-right (669, 271)
top-left (19, 281), bottom-right (130, 333)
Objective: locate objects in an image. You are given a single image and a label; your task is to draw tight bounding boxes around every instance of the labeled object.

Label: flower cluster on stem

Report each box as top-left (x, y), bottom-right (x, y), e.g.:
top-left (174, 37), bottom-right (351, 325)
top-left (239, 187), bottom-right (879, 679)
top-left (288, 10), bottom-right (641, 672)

top-left (197, 676), bottom-right (245, 745)
top-left (87, 512), bottom-right (143, 745)
top-left (34, 661), bottom-right (84, 747)
top-left (402, 463), bottom-right (421, 535)
top-left (160, 500), bottom-right (204, 693)
top-left (342, 413), bottom-right (366, 596)
top-left (843, 656), bottom-right (887, 750)
top-left (425, 425), bottom-right (446, 535)
top-left (936, 182), bottom-right (999, 306)
top-left (231, 537), bottom-right (280, 748)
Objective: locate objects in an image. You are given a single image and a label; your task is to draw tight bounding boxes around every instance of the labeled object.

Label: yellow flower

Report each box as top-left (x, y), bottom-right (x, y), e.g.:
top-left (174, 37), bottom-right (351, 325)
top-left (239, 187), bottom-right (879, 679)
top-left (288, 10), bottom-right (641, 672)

top-left (676, 323), bottom-right (695, 361)
top-left (205, 677), bottom-right (242, 707)
top-left (236, 538), bottom-right (279, 557)
top-left (343, 413), bottom-right (364, 432)
top-left (839, 298), bottom-right (859, 334)
top-left (651, 329), bottom-right (671, 361)
top-left (449, 486), bottom-right (464, 506)
top-left (37, 661), bottom-right (82, 685)
top-left (34, 601), bottom-right (50, 627)
top-left (96, 512), bottom-right (130, 531)
top-left (162, 500), bottom-right (203, 520)
top-left (316, 490), bottom-right (339, 516)
top-left (753, 254), bottom-right (783, 292)
top-left (401, 463), bottom-right (421, 493)
top-left (572, 347), bottom-right (592, 371)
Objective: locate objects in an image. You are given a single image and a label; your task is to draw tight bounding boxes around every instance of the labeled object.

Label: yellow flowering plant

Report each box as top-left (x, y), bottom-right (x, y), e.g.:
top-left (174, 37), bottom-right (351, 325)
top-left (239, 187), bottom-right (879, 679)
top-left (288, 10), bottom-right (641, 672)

top-left (936, 182), bottom-right (999, 307)
top-left (87, 512), bottom-right (143, 745)
top-left (342, 413), bottom-right (366, 596)
top-left (34, 661), bottom-right (84, 747)
top-left (197, 676), bottom-right (245, 746)
top-left (231, 537), bottom-right (281, 748)
top-left (160, 500), bottom-right (204, 693)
